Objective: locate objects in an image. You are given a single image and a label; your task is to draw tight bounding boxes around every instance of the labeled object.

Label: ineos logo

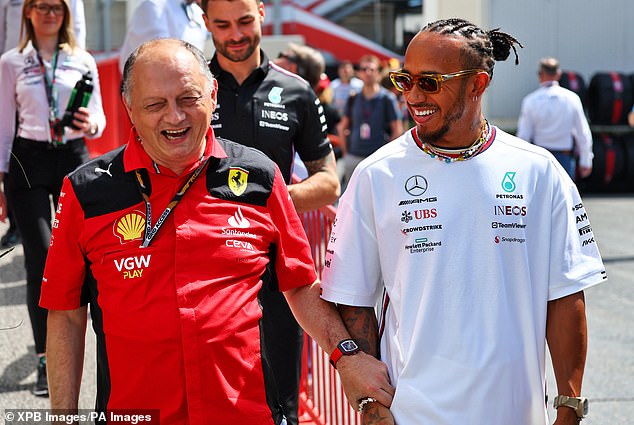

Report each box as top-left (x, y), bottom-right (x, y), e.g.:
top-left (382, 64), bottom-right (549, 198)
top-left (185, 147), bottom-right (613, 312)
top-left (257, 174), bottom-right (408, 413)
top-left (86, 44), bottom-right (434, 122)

top-left (404, 175), bottom-right (428, 196)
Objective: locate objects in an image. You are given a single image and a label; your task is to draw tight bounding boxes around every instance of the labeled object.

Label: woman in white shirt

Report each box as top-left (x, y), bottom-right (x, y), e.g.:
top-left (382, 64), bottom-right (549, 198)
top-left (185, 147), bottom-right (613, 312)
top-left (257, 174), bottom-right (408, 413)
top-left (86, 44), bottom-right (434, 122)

top-left (0, 0), bottom-right (105, 397)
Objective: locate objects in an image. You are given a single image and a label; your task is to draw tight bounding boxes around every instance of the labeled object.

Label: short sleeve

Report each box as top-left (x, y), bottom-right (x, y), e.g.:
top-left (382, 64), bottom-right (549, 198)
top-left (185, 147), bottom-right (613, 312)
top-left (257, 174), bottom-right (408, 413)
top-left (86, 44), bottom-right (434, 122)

top-left (267, 166), bottom-right (317, 292)
top-left (40, 177), bottom-right (88, 310)
top-left (320, 168), bottom-right (383, 307)
top-left (295, 87), bottom-right (332, 164)
top-left (547, 169), bottom-right (606, 300)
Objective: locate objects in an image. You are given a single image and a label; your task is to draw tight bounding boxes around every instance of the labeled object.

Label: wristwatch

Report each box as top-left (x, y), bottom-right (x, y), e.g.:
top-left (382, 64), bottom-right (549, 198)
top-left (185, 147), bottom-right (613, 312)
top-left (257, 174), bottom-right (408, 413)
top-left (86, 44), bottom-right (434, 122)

top-left (87, 121), bottom-right (98, 136)
top-left (553, 395), bottom-right (588, 419)
top-left (329, 339), bottom-right (361, 368)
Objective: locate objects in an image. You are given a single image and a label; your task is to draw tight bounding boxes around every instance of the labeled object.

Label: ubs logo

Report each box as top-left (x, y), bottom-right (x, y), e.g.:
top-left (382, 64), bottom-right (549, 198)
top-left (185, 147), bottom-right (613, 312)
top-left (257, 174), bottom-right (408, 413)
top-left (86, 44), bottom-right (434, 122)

top-left (404, 175), bottom-right (428, 196)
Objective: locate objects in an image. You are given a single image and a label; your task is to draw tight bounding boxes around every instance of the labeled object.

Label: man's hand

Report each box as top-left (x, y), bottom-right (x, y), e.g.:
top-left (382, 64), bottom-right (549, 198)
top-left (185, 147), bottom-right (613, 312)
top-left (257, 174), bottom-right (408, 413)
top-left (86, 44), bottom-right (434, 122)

top-left (335, 352), bottom-right (395, 410)
top-left (577, 166), bottom-right (591, 179)
top-left (362, 402), bottom-right (396, 425)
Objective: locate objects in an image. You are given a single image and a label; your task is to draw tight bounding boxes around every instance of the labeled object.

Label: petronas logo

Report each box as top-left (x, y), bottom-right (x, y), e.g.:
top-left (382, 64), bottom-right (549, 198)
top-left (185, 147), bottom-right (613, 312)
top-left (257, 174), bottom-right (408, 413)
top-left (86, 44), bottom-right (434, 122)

top-left (268, 87), bottom-right (283, 104)
top-left (501, 172), bottom-right (516, 193)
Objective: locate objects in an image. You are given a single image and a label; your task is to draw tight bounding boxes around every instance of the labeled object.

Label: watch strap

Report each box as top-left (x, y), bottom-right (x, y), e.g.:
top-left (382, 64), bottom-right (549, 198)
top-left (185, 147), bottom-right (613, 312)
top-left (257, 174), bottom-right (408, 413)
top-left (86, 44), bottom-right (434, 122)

top-left (329, 339), bottom-right (360, 369)
top-left (554, 395), bottom-right (588, 419)
top-left (329, 346), bottom-right (344, 368)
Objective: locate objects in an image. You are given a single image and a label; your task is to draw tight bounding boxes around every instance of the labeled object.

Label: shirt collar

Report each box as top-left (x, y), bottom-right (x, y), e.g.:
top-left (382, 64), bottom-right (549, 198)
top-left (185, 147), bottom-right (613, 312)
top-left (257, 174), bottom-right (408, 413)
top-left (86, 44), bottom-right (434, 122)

top-left (22, 41), bottom-right (37, 56)
top-left (123, 127), bottom-right (227, 175)
top-left (209, 49), bottom-right (269, 88)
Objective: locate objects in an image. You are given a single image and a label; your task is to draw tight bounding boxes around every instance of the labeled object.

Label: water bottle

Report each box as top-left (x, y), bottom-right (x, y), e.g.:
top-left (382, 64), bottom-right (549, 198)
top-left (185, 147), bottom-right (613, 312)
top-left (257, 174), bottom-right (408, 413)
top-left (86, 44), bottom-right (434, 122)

top-left (60, 71), bottom-right (93, 129)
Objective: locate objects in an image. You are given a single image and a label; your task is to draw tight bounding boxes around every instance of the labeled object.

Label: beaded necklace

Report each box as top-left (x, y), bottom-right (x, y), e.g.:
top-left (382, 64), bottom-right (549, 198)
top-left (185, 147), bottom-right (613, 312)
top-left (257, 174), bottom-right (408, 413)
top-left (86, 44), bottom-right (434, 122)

top-left (412, 120), bottom-right (495, 163)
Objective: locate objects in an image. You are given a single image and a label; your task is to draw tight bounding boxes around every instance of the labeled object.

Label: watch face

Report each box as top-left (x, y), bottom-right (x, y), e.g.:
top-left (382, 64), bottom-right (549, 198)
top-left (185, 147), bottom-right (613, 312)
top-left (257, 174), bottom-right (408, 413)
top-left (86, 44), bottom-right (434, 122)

top-left (581, 398), bottom-right (589, 415)
top-left (340, 340), bottom-right (359, 353)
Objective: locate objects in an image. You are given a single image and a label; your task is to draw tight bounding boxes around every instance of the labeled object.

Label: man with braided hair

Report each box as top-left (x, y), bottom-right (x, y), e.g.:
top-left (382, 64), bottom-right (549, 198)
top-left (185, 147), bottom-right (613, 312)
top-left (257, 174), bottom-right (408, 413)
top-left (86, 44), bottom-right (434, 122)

top-left (321, 18), bottom-right (606, 425)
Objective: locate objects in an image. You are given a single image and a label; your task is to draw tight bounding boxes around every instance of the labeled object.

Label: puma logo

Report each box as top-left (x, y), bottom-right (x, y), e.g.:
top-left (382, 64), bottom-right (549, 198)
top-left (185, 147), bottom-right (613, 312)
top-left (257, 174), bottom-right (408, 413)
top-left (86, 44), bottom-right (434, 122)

top-left (95, 163), bottom-right (113, 177)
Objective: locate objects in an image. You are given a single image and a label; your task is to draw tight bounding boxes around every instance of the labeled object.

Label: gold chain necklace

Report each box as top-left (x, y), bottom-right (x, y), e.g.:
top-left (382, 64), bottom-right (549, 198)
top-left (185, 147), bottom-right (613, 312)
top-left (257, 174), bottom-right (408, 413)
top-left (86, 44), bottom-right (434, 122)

top-left (416, 120), bottom-right (490, 163)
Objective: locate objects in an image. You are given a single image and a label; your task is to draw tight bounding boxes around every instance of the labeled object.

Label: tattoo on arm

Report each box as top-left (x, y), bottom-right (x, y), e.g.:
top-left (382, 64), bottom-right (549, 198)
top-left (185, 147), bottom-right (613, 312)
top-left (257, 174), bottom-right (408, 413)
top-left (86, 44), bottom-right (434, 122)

top-left (304, 156), bottom-right (329, 176)
top-left (363, 404), bottom-right (392, 424)
top-left (338, 305), bottom-right (379, 357)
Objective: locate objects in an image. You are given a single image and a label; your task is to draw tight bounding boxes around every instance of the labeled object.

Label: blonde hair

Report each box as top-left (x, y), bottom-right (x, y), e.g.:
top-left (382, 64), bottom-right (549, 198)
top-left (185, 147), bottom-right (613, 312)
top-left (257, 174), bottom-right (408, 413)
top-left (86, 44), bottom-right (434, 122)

top-left (18, 0), bottom-right (76, 53)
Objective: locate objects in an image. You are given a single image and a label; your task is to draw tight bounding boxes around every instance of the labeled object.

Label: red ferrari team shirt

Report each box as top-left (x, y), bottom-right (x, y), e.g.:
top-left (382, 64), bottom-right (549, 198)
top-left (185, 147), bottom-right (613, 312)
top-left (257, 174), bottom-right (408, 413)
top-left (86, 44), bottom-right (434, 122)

top-left (40, 129), bottom-right (317, 424)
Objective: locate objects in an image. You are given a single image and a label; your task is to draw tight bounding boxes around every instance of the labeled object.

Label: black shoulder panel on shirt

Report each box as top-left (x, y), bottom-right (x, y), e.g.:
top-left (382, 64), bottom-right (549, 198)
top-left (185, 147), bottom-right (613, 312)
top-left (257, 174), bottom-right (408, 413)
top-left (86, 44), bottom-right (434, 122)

top-left (207, 138), bottom-right (276, 206)
top-left (69, 146), bottom-right (142, 219)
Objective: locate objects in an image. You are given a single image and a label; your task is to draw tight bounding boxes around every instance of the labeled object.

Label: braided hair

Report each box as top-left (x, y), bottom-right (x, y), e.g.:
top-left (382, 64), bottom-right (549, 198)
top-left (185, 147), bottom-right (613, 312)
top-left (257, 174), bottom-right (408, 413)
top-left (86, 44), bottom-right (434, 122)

top-left (421, 18), bottom-right (523, 80)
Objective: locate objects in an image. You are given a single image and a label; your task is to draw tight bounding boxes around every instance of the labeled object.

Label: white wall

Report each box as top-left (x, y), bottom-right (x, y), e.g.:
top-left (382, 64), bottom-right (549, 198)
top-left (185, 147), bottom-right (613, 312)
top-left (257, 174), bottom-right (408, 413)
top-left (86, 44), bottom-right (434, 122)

top-left (487, 0), bottom-right (634, 123)
top-left (423, 0), bottom-right (634, 124)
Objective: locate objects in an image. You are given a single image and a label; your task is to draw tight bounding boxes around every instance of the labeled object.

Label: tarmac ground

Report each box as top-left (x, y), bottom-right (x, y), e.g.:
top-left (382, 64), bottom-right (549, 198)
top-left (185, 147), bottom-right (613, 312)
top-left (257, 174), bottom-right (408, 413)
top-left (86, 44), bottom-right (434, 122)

top-left (0, 193), bottom-right (633, 424)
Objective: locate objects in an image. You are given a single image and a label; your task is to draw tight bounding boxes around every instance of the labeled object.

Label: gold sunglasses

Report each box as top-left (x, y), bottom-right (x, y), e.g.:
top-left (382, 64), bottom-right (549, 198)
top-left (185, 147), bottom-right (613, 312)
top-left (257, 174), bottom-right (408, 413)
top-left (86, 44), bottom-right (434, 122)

top-left (389, 69), bottom-right (487, 93)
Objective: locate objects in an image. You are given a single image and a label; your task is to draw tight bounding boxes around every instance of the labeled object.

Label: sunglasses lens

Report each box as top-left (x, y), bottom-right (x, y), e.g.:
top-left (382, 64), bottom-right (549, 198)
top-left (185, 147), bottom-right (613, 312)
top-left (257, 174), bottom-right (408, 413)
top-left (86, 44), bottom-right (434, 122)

top-left (417, 76), bottom-right (439, 93)
top-left (392, 74), bottom-right (413, 91)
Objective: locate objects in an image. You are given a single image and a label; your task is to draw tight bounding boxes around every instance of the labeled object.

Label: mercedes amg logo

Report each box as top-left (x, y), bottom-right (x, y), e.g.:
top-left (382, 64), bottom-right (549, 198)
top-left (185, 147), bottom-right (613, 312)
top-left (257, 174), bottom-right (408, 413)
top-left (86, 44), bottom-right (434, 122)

top-left (404, 175), bottom-right (428, 196)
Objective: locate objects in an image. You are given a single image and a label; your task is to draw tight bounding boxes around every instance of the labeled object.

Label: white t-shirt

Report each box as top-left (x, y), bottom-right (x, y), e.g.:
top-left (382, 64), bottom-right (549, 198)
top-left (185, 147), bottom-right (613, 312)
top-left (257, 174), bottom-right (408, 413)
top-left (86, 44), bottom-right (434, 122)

top-left (118, 0), bottom-right (208, 72)
top-left (321, 127), bottom-right (606, 425)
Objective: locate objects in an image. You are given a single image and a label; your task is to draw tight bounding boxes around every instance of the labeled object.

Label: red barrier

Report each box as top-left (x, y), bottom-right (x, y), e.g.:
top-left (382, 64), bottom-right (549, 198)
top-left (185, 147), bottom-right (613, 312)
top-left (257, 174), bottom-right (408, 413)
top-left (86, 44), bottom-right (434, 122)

top-left (87, 53), bottom-right (132, 158)
top-left (297, 205), bottom-right (361, 425)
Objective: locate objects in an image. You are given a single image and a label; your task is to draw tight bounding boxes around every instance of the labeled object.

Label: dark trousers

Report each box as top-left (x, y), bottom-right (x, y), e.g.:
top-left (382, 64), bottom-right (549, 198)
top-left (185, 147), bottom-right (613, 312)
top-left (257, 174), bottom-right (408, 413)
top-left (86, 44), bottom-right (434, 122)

top-left (260, 280), bottom-right (304, 425)
top-left (7, 137), bottom-right (89, 354)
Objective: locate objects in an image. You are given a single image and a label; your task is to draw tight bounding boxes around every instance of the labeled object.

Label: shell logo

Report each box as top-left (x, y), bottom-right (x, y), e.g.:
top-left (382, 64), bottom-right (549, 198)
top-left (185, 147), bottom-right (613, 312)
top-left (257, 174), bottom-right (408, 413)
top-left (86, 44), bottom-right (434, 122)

top-left (113, 211), bottom-right (146, 243)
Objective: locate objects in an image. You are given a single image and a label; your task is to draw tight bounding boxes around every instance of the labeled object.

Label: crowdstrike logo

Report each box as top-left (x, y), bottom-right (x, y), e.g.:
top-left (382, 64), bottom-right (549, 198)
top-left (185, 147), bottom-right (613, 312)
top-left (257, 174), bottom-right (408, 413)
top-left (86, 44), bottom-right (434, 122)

top-left (228, 207), bottom-right (250, 229)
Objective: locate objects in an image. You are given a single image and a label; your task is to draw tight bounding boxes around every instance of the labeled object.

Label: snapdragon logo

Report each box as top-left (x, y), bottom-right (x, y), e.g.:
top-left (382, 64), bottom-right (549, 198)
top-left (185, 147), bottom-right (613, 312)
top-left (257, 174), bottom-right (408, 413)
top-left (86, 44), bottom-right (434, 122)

top-left (494, 236), bottom-right (526, 244)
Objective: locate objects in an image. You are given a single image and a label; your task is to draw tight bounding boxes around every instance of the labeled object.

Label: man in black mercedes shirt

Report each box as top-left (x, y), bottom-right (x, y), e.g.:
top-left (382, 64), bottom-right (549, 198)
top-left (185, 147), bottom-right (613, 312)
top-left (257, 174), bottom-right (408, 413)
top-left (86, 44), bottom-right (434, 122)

top-left (202, 1), bottom-right (340, 423)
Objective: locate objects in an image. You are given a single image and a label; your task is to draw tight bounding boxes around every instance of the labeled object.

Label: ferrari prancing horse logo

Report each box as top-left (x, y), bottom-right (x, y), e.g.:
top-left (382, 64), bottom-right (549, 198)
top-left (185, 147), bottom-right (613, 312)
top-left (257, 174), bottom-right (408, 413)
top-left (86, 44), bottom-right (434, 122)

top-left (229, 167), bottom-right (249, 196)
